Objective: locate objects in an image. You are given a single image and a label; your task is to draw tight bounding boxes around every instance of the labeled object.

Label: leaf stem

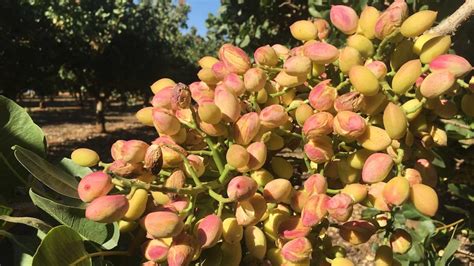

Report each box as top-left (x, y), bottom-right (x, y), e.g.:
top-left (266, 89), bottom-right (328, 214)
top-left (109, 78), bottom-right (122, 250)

top-left (69, 250), bottom-right (130, 265)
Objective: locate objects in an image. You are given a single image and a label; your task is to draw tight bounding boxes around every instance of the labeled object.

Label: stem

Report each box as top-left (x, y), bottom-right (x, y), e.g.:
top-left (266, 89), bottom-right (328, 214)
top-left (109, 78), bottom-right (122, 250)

top-left (457, 79), bottom-right (469, 88)
top-left (0, 152), bottom-right (28, 186)
top-left (208, 189), bottom-right (233, 203)
top-left (427, 0), bottom-right (474, 36)
top-left (218, 164), bottom-right (234, 183)
top-left (69, 251), bottom-right (130, 265)
top-left (277, 128), bottom-right (303, 139)
top-left (270, 87), bottom-right (291, 97)
top-left (435, 219), bottom-right (464, 233)
top-left (286, 99), bottom-right (309, 112)
top-left (204, 137), bottom-right (225, 174)
top-left (187, 150), bottom-right (213, 156)
top-left (326, 188), bottom-right (341, 195)
top-left (336, 79), bottom-right (350, 91)
top-left (380, 81), bottom-right (399, 103)
top-left (111, 176), bottom-right (207, 195)
top-left (374, 29), bottom-right (400, 60)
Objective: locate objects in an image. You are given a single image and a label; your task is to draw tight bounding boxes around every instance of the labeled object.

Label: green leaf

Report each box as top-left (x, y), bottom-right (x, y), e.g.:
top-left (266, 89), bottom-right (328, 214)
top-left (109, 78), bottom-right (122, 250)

top-left (361, 208), bottom-right (381, 219)
top-left (447, 183), bottom-right (474, 201)
top-left (29, 189), bottom-right (119, 250)
top-left (0, 96), bottom-right (46, 197)
top-left (58, 158), bottom-right (92, 179)
top-left (0, 215), bottom-right (52, 234)
top-left (32, 225), bottom-right (91, 266)
top-left (436, 238), bottom-right (460, 266)
top-left (240, 35), bottom-right (250, 48)
top-left (0, 204), bottom-right (13, 229)
top-left (14, 145), bottom-right (80, 199)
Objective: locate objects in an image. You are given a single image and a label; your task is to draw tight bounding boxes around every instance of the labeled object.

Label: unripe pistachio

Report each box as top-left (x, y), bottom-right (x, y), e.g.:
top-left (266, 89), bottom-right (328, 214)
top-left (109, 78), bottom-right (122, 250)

top-left (167, 233), bottom-right (197, 266)
top-left (244, 68), bottom-right (267, 92)
top-left (461, 94), bottom-right (474, 117)
top-left (152, 108), bottom-right (181, 136)
top-left (271, 157), bottom-right (293, 179)
top-left (359, 6), bottom-right (380, 39)
top-left (338, 47), bottom-right (363, 74)
top-left (411, 184), bottom-right (438, 216)
top-left (254, 45), bottom-right (279, 67)
top-left (390, 229), bottom-right (412, 254)
top-left (198, 103), bottom-right (222, 125)
top-left (214, 85), bottom-right (241, 122)
top-left (347, 34), bottom-right (374, 58)
top-left (295, 103), bottom-right (314, 126)
top-left (357, 126), bottom-right (392, 151)
top-left (143, 211), bottom-right (184, 238)
top-left (429, 54), bottom-right (472, 77)
top-left (330, 5), bottom-right (359, 35)
top-left (309, 80), bottom-right (337, 111)
top-left (331, 258), bottom-right (354, 266)
top-left (198, 56), bottom-right (219, 69)
top-left (250, 169), bottom-right (274, 187)
top-left (301, 193), bottom-right (330, 227)
top-left (420, 71), bottom-right (456, 98)
top-left (123, 188), bottom-right (148, 221)
top-left (150, 78), bottom-right (175, 94)
top-left (347, 149), bottom-right (372, 170)
top-left (339, 220), bottom-right (376, 245)
top-left (362, 153), bottom-right (394, 183)
top-left (142, 239), bottom-right (169, 262)
top-left (85, 195), bottom-right (129, 223)
top-left (365, 60), bottom-right (387, 80)
top-left (401, 10), bottom-right (437, 37)
top-left (197, 68), bottom-right (219, 85)
top-left (222, 73), bottom-right (246, 96)
top-left (278, 216), bottom-right (312, 240)
top-left (221, 241), bottom-right (242, 266)
top-left (302, 112), bottom-right (334, 138)
top-left (234, 112), bottom-right (260, 145)
top-left (401, 98), bottom-right (423, 121)
top-left (383, 102), bottom-right (408, 139)
top-left (227, 176), bottom-right (258, 202)
top-left (420, 35), bottom-right (451, 64)
top-left (375, 245), bottom-right (393, 266)
top-left (403, 168), bottom-right (422, 186)
top-left (314, 18), bottom-right (330, 39)
top-left (272, 44), bottom-right (290, 59)
top-left (263, 179), bottom-right (294, 204)
top-left (360, 92), bottom-right (388, 115)
top-left (334, 91), bottom-right (363, 112)
top-left (259, 104), bottom-right (289, 129)
top-left (119, 220), bottom-right (137, 233)
top-left (374, 0), bottom-right (407, 39)
top-left (290, 20), bottom-right (318, 41)
top-left (349, 65), bottom-right (380, 96)
top-left (78, 172), bottom-right (113, 203)
top-left (235, 193), bottom-right (267, 226)
top-left (304, 136), bottom-right (334, 163)
top-left (136, 107), bottom-right (154, 126)
top-left (256, 88), bottom-right (268, 104)
top-left (183, 154), bottom-right (204, 178)
top-left (333, 111), bottom-right (367, 139)
top-left (266, 132), bottom-right (285, 151)
top-left (274, 70), bottom-right (307, 87)
top-left (341, 184), bottom-right (368, 203)
top-left (189, 81), bottom-right (214, 105)
top-left (226, 144), bottom-right (250, 169)
top-left (303, 42), bottom-right (339, 64)
top-left (244, 225), bottom-right (267, 260)
top-left (282, 237), bottom-right (313, 262)
top-left (383, 176), bottom-right (410, 206)
top-left (391, 39), bottom-right (416, 70)
top-left (337, 159), bottom-right (361, 184)
top-left (284, 55), bottom-right (312, 76)
top-left (222, 217), bottom-right (243, 244)
top-left (194, 214), bottom-right (222, 249)
top-left (327, 193), bottom-right (353, 222)
top-left (71, 148), bottom-right (100, 167)
top-left (262, 207), bottom-right (291, 240)
top-left (304, 174), bottom-right (327, 195)
top-left (218, 43), bottom-right (251, 74)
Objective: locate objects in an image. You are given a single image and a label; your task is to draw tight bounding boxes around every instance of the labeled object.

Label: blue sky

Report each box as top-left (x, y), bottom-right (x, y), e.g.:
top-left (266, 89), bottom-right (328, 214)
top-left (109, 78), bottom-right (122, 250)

top-left (185, 0), bottom-right (221, 36)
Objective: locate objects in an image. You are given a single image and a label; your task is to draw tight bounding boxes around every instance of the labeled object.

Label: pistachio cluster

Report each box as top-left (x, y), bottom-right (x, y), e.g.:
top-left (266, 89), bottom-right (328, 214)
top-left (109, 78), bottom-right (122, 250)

top-left (72, 1), bottom-right (472, 265)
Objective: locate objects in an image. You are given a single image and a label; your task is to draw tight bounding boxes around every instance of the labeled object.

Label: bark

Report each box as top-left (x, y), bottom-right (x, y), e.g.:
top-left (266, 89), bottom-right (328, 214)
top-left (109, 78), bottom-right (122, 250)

top-left (427, 0), bottom-right (474, 35)
top-left (95, 96), bottom-right (106, 133)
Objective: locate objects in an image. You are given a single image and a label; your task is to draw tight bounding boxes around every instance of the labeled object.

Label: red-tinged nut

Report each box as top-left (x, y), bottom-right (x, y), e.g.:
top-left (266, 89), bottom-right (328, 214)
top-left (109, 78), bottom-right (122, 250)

top-left (302, 112), bottom-right (334, 138)
top-left (142, 239), bottom-right (169, 262)
top-left (184, 154), bottom-right (205, 178)
top-left (259, 104), bottom-right (289, 129)
top-left (165, 170), bottom-right (186, 196)
top-left (234, 112), bottom-right (260, 145)
top-left (214, 85), bottom-right (241, 122)
top-left (254, 45), bottom-right (279, 67)
top-left (374, 0), bottom-right (408, 40)
top-left (290, 20), bottom-right (318, 41)
top-left (278, 216), bottom-right (311, 240)
top-left (301, 193), bottom-right (330, 227)
top-left (166, 196), bottom-right (190, 213)
top-left (167, 233), bottom-right (197, 266)
top-left (359, 6), bottom-right (380, 39)
top-left (429, 54), bottom-right (472, 77)
top-left (152, 108), bottom-right (181, 136)
top-left (199, 121), bottom-right (228, 137)
top-left (334, 91), bottom-right (364, 112)
top-left (411, 184), bottom-right (438, 217)
top-left (150, 78), bottom-right (175, 94)
top-left (314, 18), bottom-right (330, 39)
top-left (420, 71), bottom-right (456, 99)
top-left (390, 229), bottom-right (412, 254)
top-left (284, 55), bottom-right (312, 76)
top-left (403, 168), bottom-right (422, 186)
top-left (341, 184), bottom-right (368, 203)
top-left (235, 193), bottom-right (267, 226)
top-left (281, 237), bottom-right (313, 262)
top-left (383, 176), bottom-right (410, 206)
top-left (304, 174), bottom-right (327, 195)
top-left (227, 176), bottom-right (258, 202)
top-left (333, 111), bottom-right (367, 139)
top-left (274, 70), bottom-right (307, 87)
top-left (226, 144), bottom-right (250, 169)
top-left (198, 103), bottom-right (222, 125)
top-left (309, 80), bottom-right (337, 111)
top-left (85, 195), bottom-right (129, 223)
top-left (383, 102), bottom-right (408, 140)
top-left (108, 160), bottom-right (143, 178)
top-left (111, 140), bottom-right (149, 163)
top-left (304, 136), bottom-right (334, 163)
top-left (391, 59), bottom-right (422, 95)
top-left (143, 211), bottom-right (184, 238)
top-left (330, 5), bottom-right (359, 35)
top-left (365, 60), bottom-right (387, 80)
top-left (263, 179), bottom-right (294, 204)
top-left (194, 214), bottom-right (223, 249)
top-left (211, 60), bottom-right (231, 80)
top-left (414, 158), bottom-right (438, 188)
top-left (222, 73), bottom-right (246, 96)
top-left (272, 44), bottom-right (290, 59)
top-left (237, 141), bottom-right (267, 172)
top-left (143, 144), bottom-right (163, 175)
top-left (367, 182), bottom-right (390, 211)
top-left (362, 153), bottom-right (394, 183)
top-left (356, 126), bottom-right (392, 152)
top-left (339, 220), bottom-right (377, 245)
top-left (78, 172), bottom-right (113, 203)
top-left (348, 34), bottom-right (374, 58)
top-left (189, 81), bottom-right (214, 105)
top-left (291, 190), bottom-right (309, 213)
top-left (303, 42), bottom-right (339, 64)
top-left (136, 107), bottom-right (154, 127)
top-left (218, 43), bottom-right (251, 74)
top-left (244, 67), bottom-right (267, 92)
top-left (327, 193), bottom-right (353, 222)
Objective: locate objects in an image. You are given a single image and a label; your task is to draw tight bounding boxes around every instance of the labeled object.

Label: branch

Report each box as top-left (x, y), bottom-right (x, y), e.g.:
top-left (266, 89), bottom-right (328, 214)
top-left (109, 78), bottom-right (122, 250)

top-left (427, 0), bottom-right (474, 36)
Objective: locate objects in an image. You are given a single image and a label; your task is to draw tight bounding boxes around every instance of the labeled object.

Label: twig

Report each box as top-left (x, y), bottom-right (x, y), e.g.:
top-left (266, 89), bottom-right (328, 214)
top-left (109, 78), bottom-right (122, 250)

top-left (427, 0), bottom-right (474, 36)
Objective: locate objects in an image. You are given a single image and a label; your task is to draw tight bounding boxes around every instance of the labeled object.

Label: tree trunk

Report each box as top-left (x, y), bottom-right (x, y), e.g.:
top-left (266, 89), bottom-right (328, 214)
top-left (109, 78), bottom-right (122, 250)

top-left (39, 95), bottom-right (46, 109)
top-left (95, 97), bottom-right (106, 133)
top-left (121, 93), bottom-right (127, 111)
top-left (78, 91), bottom-right (84, 108)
